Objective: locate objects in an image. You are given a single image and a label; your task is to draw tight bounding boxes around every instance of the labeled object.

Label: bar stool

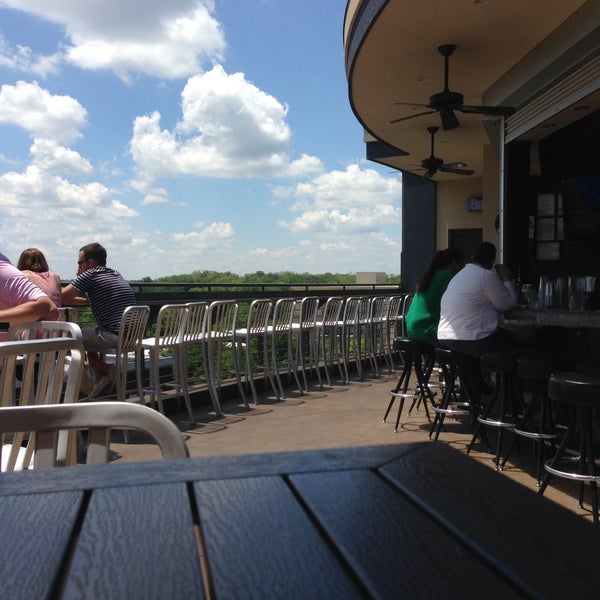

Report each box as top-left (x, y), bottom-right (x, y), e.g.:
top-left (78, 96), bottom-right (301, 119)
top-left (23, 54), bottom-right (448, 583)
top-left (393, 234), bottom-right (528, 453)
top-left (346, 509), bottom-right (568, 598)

top-left (539, 372), bottom-right (600, 523)
top-left (383, 337), bottom-right (435, 432)
top-left (467, 352), bottom-right (521, 469)
top-left (429, 348), bottom-right (476, 441)
top-left (500, 352), bottom-right (561, 484)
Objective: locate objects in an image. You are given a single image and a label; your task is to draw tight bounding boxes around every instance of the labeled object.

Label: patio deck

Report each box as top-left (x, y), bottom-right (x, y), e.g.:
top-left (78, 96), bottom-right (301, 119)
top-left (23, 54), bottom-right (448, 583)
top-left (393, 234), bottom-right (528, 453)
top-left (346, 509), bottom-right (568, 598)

top-left (110, 366), bottom-right (596, 524)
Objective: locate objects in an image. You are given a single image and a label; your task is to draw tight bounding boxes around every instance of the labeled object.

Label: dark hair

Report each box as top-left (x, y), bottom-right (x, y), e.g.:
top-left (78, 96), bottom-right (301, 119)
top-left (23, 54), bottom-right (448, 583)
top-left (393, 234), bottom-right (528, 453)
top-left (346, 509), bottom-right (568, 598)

top-left (17, 248), bottom-right (50, 272)
top-left (416, 247), bottom-right (464, 293)
top-left (80, 242), bottom-right (107, 266)
top-left (471, 241), bottom-right (496, 269)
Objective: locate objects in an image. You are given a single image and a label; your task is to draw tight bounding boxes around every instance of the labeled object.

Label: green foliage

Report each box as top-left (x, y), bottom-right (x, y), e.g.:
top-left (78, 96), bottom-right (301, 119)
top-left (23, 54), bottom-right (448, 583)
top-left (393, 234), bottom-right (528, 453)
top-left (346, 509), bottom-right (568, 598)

top-left (153, 270), bottom-right (400, 285)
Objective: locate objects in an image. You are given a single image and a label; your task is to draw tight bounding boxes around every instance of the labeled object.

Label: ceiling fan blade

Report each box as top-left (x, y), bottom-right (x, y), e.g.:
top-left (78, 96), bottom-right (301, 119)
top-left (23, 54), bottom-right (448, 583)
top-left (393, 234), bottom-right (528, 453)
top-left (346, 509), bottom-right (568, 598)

top-left (457, 104), bottom-right (516, 117)
top-left (438, 165), bottom-right (475, 176)
top-left (440, 107), bottom-right (460, 130)
top-left (393, 101), bottom-right (431, 108)
top-left (386, 110), bottom-right (437, 125)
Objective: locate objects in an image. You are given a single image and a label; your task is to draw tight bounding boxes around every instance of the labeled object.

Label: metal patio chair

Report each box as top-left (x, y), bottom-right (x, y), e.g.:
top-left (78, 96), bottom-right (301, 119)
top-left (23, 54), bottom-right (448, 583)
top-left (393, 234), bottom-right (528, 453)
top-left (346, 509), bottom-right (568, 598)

top-left (0, 337), bottom-right (85, 471)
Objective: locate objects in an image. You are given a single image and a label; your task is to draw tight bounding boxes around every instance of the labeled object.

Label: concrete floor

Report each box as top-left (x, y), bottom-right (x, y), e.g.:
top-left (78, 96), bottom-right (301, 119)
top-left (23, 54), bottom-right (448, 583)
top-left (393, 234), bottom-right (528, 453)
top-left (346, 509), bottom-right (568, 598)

top-left (110, 367), bottom-right (597, 524)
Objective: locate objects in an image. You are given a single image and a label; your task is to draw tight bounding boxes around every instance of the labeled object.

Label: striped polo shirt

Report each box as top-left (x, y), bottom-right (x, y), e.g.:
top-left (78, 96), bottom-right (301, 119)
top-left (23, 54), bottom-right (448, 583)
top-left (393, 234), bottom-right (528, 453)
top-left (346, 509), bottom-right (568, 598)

top-left (71, 267), bottom-right (136, 334)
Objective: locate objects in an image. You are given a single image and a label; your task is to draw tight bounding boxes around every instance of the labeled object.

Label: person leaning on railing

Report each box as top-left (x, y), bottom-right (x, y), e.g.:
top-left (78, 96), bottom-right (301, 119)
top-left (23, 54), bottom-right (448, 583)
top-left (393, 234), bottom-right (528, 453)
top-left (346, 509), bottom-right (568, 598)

top-left (61, 242), bottom-right (136, 397)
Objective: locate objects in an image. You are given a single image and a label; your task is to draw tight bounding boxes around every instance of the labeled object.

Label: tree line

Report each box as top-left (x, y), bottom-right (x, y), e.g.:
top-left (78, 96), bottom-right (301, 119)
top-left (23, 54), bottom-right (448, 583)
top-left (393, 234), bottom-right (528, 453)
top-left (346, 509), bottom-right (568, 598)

top-left (139, 270), bottom-right (401, 286)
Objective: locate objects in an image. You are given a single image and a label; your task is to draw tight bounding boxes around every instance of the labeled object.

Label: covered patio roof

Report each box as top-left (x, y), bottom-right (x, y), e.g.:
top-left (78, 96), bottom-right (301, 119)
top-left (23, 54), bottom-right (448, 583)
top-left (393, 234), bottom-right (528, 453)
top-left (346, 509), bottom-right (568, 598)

top-left (344, 0), bottom-right (600, 179)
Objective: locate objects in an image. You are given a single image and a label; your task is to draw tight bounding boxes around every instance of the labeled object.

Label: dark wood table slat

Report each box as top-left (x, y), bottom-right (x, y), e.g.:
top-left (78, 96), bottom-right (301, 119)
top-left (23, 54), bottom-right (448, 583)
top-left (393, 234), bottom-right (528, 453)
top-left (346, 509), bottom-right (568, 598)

top-left (62, 483), bottom-right (205, 599)
top-left (0, 443), bottom-right (597, 598)
top-left (0, 444), bottom-right (410, 497)
top-left (379, 443), bottom-right (600, 598)
top-left (290, 468), bottom-right (520, 598)
top-left (0, 490), bottom-right (83, 600)
top-left (194, 476), bottom-right (362, 599)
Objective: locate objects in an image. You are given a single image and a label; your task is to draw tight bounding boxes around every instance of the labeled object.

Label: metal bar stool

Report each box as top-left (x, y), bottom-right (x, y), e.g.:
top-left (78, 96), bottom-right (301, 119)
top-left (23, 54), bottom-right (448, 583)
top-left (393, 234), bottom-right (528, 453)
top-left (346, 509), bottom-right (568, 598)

top-left (429, 348), bottom-right (477, 442)
top-left (500, 352), bottom-right (562, 484)
top-left (467, 352), bottom-right (521, 469)
top-left (383, 337), bottom-right (435, 432)
top-left (539, 372), bottom-right (600, 523)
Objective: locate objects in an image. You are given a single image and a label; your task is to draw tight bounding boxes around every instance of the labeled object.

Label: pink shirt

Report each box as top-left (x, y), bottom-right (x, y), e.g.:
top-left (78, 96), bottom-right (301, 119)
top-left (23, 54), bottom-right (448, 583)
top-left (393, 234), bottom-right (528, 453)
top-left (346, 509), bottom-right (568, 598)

top-left (0, 253), bottom-right (46, 342)
top-left (26, 271), bottom-right (62, 308)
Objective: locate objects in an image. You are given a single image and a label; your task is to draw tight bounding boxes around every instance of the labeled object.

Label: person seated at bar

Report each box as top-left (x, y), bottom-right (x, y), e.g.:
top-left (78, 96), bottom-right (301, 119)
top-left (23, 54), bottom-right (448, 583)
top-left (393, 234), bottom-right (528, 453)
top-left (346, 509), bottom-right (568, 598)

top-left (437, 241), bottom-right (517, 401)
top-left (405, 247), bottom-right (465, 344)
top-left (0, 250), bottom-right (59, 344)
top-left (61, 242), bottom-right (136, 397)
top-left (17, 248), bottom-right (62, 312)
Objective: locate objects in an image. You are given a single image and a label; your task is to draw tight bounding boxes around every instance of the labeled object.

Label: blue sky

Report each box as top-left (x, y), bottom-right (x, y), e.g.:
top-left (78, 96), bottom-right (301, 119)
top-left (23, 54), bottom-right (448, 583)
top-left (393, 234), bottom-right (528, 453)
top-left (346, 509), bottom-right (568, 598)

top-left (0, 0), bottom-right (402, 280)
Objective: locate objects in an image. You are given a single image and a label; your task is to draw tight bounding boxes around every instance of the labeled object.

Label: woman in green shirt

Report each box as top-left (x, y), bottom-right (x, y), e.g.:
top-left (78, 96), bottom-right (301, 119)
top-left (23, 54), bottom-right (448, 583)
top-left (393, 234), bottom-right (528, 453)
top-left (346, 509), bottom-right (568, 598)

top-left (406, 248), bottom-right (464, 344)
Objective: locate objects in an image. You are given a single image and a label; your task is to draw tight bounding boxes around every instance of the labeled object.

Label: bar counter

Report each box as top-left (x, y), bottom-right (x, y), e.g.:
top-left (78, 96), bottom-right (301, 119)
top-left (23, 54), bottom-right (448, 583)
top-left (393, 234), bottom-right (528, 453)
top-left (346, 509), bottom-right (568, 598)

top-left (504, 307), bottom-right (600, 329)
top-left (504, 307), bottom-right (600, 372)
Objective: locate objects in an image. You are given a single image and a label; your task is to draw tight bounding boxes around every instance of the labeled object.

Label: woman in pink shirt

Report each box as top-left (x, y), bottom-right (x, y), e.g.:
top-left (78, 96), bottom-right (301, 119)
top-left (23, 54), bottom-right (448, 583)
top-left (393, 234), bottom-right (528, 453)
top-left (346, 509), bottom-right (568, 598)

top-left (17, 248), bottom-right (62, 310)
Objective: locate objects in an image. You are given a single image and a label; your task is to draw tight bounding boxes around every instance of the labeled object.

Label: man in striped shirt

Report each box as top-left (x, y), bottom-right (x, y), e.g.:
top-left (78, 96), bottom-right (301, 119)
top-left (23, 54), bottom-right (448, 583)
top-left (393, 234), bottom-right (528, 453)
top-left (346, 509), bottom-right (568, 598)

top-left (62, 242), bottom-right (136, 396)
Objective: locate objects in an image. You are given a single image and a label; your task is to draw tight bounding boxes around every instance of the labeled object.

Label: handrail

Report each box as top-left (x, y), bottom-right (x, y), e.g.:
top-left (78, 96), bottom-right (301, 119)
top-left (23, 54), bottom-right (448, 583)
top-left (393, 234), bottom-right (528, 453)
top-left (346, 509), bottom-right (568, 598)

top-left (62, 281), bottom-right (402, 294)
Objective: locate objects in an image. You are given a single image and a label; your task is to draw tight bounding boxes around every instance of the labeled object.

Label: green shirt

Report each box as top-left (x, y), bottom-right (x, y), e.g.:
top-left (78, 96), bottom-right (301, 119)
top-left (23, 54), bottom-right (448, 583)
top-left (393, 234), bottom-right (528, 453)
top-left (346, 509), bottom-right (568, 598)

top-left (406, 268), bottom-right (456, 343)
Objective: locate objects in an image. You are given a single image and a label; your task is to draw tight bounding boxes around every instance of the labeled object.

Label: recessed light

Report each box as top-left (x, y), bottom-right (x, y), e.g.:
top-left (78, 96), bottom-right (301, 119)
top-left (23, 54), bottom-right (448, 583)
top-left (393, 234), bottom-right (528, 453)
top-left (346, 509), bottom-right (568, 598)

top-left (416, 77), bottom-right (430, 84)
top-left (573, 105), bottom-right (591, 111)
top-left (472, 0), bottom-right (490, 5)
top-left (542, 123), bottom-right (558, 129)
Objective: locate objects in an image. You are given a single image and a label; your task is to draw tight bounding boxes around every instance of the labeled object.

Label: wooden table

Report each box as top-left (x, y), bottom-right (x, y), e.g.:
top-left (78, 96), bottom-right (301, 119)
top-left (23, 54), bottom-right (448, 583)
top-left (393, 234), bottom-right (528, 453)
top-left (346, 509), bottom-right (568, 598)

top-left (0, 442), bottom-right (598, 599)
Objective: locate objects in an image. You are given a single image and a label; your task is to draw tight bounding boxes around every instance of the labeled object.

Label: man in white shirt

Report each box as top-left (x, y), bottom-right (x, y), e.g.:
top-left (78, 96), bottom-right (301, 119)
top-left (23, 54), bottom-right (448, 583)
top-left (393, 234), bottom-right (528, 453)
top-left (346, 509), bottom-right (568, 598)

top-left (437, 241), bottom-right (517, 400)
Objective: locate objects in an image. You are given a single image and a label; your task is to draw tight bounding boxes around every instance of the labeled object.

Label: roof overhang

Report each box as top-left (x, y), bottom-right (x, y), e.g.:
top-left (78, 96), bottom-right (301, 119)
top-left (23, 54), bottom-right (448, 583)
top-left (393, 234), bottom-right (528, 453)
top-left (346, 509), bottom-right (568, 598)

top-left (344, 0), bottom-right (600, 180)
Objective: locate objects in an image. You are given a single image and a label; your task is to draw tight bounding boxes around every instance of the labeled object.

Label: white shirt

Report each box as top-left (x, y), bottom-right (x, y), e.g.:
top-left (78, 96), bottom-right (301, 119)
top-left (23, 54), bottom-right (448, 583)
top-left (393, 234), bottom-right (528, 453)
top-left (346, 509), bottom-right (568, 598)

top-left (437, 263), bottom-right (517, 341)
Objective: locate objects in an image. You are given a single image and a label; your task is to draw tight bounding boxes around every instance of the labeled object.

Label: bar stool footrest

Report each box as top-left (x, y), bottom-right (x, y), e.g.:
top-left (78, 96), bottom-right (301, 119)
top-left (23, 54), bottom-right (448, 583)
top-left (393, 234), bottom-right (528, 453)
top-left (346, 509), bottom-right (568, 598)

top-left (544, 456), bottom-right (600, 482)
top-left (477, 416), bottom-right (516, 429)
top-left (433, 405), bottom-right (470, 416)
top-left (513, 425), bottom-right (561, 440)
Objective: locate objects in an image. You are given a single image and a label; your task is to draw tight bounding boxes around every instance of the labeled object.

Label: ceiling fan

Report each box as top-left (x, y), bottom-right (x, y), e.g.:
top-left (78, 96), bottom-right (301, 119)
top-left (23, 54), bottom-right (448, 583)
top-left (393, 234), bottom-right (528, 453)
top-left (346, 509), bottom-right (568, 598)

top-left (387, 44), bottom-right (516, 131)
top-left (411, 126), bottom-right (475, 178)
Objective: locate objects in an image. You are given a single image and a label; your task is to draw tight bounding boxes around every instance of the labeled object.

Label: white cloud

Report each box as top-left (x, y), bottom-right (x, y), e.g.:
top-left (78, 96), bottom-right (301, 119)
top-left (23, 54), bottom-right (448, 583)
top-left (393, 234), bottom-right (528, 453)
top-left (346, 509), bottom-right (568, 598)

top-left (130, 66), bottom-right (323, 189)
top-left (0, 80), bottom-right (86, 144)
top-left (0, 0), bottom-right (225, 81)
top-left (30, 138), bottom-right (92, 175)
top-left (278, 164), bottom-right (402, 235)
top-left (0, 35), bottom-right (62, 77)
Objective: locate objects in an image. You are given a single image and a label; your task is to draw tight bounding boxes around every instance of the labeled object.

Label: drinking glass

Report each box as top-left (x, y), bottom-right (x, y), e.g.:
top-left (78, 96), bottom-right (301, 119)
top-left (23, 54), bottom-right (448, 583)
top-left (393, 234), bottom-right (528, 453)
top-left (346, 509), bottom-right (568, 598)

top-left (538, 275), bottom-right (549, 310)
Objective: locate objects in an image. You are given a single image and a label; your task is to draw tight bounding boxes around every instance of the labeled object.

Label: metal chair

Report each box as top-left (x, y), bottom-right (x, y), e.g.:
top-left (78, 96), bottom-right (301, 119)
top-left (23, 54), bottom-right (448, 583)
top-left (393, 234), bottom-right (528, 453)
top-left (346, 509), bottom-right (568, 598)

top-left (111, 305), bottom-right (150, 404)
top-left (315, 296), bottom-right (345, 387)
top-left (0, 337), bottom-right (85, 471)
top-left (340, 296), bottom-right (362, 383)
top-left (9, 320), bottom-right (82, 341)
top-left (235, 299), bottom-right (279, 404)
top-left (292, 296), bottom-right (323, 392)
top-left (203, 300), bottom-right (248, 416)
top-left (382, 295), bottom-right (403, 371)
top-left (179, 302), bottom-right (214, 410)
top-left (266, 298), bottom-right (302, 399)
top-left (367, 296), bottom-right (389, 375)
top-left (0, 402), bottom-right (189, 466)
top-left (142, 304), bottom-right (194, 423)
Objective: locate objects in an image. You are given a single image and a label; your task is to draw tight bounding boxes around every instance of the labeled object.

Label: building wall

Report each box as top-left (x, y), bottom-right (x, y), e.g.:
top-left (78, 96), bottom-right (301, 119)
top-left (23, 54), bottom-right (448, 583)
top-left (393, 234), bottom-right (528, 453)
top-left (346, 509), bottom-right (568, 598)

top-left (436, 143), bottom-right (501, 257)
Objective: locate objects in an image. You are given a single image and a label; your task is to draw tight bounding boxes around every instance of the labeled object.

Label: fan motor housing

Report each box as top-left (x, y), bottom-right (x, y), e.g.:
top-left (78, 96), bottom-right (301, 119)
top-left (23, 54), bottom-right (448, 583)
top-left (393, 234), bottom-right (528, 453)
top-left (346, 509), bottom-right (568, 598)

top-left (429, 91), bottom-right (464, 108)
